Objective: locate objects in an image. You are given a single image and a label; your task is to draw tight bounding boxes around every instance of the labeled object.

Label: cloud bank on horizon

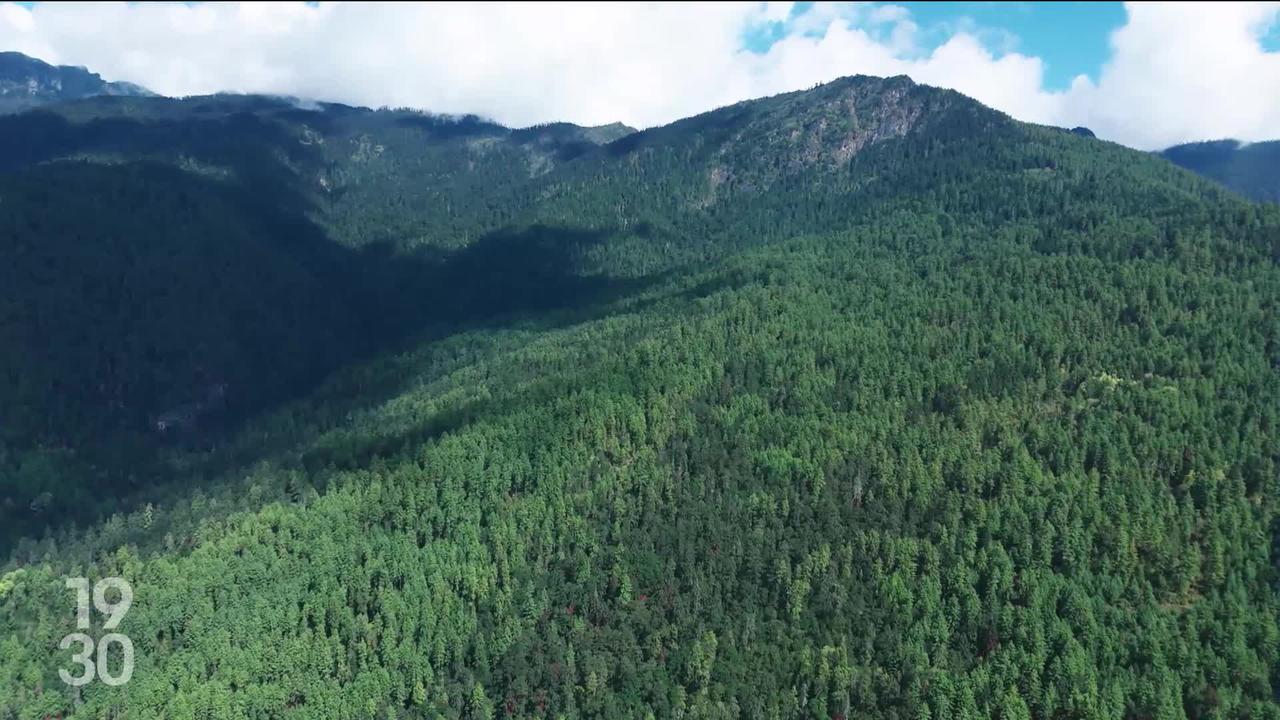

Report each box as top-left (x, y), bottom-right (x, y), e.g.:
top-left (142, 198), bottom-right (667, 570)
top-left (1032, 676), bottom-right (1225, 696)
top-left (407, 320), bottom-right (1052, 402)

top-left (1, 1), bottom-right (1278, 150)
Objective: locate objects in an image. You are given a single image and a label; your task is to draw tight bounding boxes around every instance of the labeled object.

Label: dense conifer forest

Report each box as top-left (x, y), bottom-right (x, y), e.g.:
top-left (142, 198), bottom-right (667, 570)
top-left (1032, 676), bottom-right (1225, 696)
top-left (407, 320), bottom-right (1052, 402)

top-left (0, 74), bottom-right (1277, 719)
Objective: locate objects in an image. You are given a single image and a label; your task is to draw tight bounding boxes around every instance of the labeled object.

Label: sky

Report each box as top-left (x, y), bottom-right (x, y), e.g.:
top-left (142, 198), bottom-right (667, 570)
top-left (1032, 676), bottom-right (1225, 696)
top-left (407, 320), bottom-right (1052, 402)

top-left (1, 1), bottom-right (1278, 150)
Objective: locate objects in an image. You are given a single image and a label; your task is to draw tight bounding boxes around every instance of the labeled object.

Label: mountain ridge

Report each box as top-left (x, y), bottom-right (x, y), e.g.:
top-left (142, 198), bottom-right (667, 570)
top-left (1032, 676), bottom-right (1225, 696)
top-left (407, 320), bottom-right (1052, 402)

top-left (0, 50), bottom-right (155, 113)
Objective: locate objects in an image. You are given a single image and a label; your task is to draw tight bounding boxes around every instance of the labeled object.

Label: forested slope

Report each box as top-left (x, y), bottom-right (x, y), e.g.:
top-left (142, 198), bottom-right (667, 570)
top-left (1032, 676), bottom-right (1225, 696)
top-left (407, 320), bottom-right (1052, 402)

top-left (0, 95), bottom-right (637, 543)
top-left (1162, 139), bottom-right (1280, 204)
top-left (0, 75), bottom-right (1278, 719)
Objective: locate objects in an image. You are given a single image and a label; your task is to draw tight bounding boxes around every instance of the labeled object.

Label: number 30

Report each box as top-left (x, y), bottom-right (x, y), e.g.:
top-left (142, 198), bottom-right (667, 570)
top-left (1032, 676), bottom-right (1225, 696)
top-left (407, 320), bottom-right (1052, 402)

top-left (58, 632), bottom-right (134, 687)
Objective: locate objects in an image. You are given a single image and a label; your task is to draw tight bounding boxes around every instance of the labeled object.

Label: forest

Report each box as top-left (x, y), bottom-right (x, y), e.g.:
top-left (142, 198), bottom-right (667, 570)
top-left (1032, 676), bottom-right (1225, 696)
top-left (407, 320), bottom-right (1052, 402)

top-left (0, 74), bottom-right (1277, 719)
top-left (1161, 139), bottom-right (1280, 204)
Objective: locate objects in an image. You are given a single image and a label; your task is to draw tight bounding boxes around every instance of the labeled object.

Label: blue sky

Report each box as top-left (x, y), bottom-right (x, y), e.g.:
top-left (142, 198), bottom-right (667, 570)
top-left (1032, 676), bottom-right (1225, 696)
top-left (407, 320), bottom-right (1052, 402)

top-left (1265, 17), bottom-right (1280, 51)
top-left (897, 2), bottom-right (1128, 89)
top-left (744, 2), bottom-right (1128, 90)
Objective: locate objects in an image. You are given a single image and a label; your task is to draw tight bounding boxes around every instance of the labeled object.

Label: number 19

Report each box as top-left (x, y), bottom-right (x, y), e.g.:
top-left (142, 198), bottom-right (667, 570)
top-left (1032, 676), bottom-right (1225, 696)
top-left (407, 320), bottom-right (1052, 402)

top-left (65, 577), bottom-right (132, 629)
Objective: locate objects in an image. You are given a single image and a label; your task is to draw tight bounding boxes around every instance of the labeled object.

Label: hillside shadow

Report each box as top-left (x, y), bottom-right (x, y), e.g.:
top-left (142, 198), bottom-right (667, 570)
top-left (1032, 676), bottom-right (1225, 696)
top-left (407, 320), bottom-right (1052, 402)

top-left (0, 107), bottom-right (662, 551)
top-left (0, 104), bottom-right (311, 173)
top-left (276, 257), bottom-right (750, 483)
top-left (192, 222), bottom-right (668, 481)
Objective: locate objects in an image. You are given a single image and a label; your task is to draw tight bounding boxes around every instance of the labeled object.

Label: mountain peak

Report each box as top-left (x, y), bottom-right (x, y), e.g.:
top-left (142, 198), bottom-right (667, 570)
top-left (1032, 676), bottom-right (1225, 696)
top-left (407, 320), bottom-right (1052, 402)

top-left (0, 51), bottom-right (155, 114)
top-left (610, 70), bottom-right (1003, 182)
top-left (511, 120), bottom-right (636, 146)
top-left (830, 72), bottom-right (916, 88)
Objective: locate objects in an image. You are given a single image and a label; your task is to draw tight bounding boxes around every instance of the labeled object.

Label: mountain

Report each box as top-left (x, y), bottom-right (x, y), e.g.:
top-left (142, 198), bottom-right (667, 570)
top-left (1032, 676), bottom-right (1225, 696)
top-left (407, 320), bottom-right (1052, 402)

top-left (1161, 138), bottom-right (1280, 203)
top-left (1, 73), bottom-right (1278, 720)
top-left (0, 93), bottom-right (637, 542)
top-left (0, 51), bottom-right (154, 113)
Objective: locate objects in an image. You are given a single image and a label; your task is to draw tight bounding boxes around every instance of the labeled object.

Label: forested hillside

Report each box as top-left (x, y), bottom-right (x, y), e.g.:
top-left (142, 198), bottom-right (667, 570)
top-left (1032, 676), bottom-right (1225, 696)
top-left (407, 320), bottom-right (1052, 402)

top-left (0, 95), bottom-right (638, 543)
top-left (1, 74), bottom-right (1278, 719)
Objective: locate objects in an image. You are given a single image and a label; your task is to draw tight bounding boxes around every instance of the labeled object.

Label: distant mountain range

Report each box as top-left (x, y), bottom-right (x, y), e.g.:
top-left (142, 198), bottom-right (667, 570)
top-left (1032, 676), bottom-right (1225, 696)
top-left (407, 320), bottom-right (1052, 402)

top-left (0, 51), bottom-right (154, 113)
top-left (1160, 139), bottom-right (1280, 203)
top-left (4, 48), bottom-right (1279, 205)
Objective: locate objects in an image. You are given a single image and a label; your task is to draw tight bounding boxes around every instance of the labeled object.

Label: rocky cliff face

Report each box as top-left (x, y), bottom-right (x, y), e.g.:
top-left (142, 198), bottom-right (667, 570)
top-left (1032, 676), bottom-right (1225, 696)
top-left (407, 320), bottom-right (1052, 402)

top-left (0, 51), bottom-right (154, 113)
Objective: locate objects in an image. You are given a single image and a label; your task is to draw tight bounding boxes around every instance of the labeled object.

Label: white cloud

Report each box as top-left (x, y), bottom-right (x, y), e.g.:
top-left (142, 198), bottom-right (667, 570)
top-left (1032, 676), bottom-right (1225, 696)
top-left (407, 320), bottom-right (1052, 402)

top-left (1060, 2), bottom-right (1280, 148)
top-left (1, 1), bottom-right (1278, 149)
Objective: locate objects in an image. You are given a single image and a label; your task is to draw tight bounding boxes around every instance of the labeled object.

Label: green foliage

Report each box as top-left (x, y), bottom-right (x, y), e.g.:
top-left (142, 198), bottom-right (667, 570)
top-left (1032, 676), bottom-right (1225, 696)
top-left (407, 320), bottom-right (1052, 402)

top-left (0, 75), bottom-right (1277, 719)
